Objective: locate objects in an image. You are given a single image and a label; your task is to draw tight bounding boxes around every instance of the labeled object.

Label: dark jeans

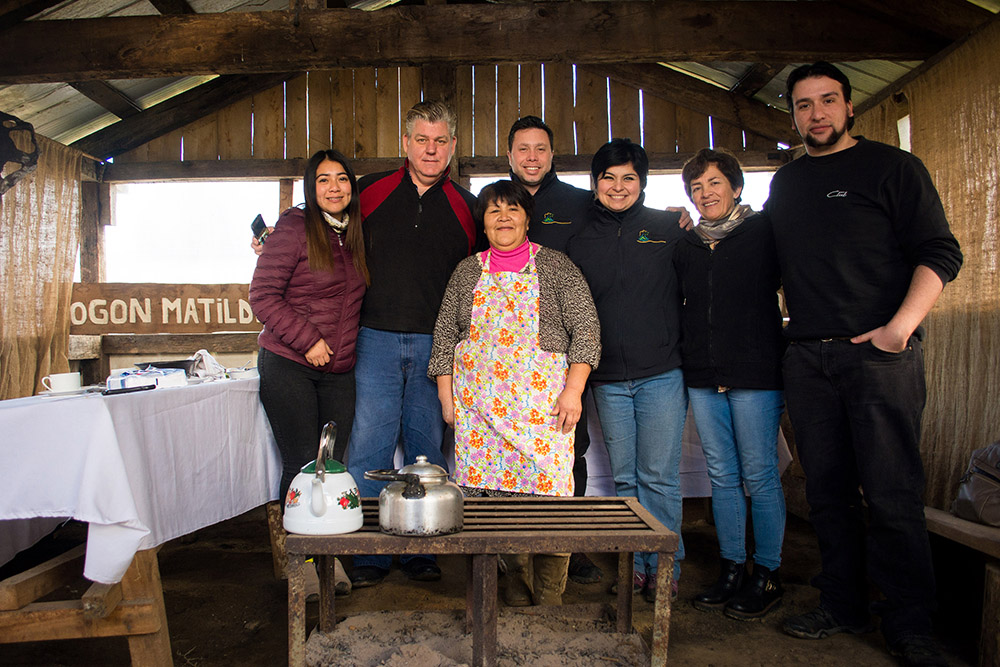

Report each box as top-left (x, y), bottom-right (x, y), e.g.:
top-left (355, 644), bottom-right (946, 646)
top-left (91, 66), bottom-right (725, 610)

top-left (572, 385), bottom-right (592, 497)
top-left (258, 348), bottom-right (356, 503)
top-left (783, 338), bottom-right (935, 642)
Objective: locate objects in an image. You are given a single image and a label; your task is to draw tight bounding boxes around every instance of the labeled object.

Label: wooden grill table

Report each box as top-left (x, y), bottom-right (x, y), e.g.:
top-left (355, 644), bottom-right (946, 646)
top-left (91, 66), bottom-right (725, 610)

top-left (285, 496), bottom-right (679, 667)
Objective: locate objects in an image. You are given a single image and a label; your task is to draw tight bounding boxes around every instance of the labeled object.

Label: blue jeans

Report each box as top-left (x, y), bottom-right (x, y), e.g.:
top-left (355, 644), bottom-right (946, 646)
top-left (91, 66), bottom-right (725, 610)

top-left (688, 387), bottom-right (785, 570)
top-left (348, 327), bottom-right (446, 570)
top-left (592, 369), bottom-right (686, 579)
top-left (783, 338), bottom-right (934, 643)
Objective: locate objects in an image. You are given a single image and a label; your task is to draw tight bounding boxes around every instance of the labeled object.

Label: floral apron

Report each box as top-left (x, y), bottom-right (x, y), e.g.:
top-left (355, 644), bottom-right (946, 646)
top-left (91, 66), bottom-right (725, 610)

top-left (452, 246), bottom-right (574, 496)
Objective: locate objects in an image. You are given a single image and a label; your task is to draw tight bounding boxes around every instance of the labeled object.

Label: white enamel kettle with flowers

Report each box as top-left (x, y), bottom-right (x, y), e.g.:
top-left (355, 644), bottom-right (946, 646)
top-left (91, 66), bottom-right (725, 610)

top-left (283, 422), bottom-right (363, 535)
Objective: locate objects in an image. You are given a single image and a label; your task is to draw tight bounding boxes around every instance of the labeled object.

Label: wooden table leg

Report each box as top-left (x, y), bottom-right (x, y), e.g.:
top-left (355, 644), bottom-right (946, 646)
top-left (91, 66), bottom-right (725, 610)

top-left (287, 553), bottom-right (307, 667)
top-left (471, 553), bottom-right (498, 667)
top-left (650, 551), bottom-right (674, 667)
top-left (317, 555), bottom-right (337, 633)
top-left (616, 552), bottom-right (633, 634)
top-left (465, 555), bottom-right (474, 634)
top-left (121, 549), bottom-right (172, 667)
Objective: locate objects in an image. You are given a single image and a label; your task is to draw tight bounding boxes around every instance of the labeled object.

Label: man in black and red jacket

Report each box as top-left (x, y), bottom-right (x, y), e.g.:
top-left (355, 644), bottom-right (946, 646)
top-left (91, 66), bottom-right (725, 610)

top-left (347, 100), bottom-right (483, 587)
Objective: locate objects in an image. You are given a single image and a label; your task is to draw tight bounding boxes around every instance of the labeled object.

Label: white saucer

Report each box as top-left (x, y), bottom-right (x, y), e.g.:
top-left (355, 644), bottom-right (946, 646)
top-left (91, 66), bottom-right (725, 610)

top-left (39, 385), bottom-right (102, 397)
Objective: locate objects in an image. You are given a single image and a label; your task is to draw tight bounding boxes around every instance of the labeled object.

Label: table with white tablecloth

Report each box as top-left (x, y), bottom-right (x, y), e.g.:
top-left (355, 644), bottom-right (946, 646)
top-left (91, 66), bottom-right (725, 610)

top-left (0, 378), bottom-right (281, 584)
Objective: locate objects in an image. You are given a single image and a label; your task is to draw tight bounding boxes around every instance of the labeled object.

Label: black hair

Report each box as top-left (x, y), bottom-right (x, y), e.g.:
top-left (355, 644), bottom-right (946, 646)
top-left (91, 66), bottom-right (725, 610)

top-left (590, 138), bottom-right (648, 190)
top-left (785, 61), bottom-right (855, 130)
top-left (475, 179), bottom-right (535, 222)
top-left (303, 149), bottom-right (369, 284)
top-left (681, 148), bottom-right (745, 203)
top-left (507, 116), bottom-right (554, 151)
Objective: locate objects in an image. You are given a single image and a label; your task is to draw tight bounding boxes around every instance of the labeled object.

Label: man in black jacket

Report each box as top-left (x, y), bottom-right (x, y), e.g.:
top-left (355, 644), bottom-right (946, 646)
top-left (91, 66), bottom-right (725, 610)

top-left (766, 62), bottom-right (962, 666)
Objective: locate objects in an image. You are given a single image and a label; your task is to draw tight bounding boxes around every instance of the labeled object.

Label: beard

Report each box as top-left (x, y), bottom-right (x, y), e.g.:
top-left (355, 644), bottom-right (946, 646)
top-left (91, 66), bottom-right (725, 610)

top-left (804, 122), bottom-right (847, 149)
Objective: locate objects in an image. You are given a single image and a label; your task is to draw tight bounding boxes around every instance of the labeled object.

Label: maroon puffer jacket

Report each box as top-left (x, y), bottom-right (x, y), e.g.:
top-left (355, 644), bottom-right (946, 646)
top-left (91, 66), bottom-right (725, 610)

top-left (250, 207), bottom-right (366, 373)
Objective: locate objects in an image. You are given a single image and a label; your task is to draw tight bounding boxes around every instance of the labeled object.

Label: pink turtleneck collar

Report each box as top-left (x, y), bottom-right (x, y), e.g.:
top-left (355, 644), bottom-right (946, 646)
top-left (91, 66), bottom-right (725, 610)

top-left (486, 239), bottom-right (533, 273)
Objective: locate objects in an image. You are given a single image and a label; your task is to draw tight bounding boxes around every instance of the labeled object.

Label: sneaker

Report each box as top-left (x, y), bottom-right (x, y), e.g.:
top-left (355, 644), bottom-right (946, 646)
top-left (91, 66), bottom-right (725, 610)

top-left (400, 556), bottom-right (442, 582)
top-left (889, 635), bottom-right (948, 667)
top-left (782, 605), bottom-right (874, 640)
top-left (568, 553), bottom-right (604, 584)
top-left (610, 571), bottom-right (647, 595)
top-left (641, 576), bottom-right (678, 603)
top-left (348, 565), bottom-right (388, 588)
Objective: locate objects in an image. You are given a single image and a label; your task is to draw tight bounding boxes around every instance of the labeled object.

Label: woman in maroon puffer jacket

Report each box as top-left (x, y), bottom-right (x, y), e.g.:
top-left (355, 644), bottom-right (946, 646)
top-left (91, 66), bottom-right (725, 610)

top-left (250, 149), bottom-right (369, 503)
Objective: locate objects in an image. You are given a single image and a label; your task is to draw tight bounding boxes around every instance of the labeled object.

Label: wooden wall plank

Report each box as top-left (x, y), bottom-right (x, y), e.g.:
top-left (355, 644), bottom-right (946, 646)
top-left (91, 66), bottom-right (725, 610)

top-left (574, 68), bottom-right (607, 157)
top-left (712, 120), bottom-right (745, 154)
top-left (675, 106), bottom-right (710, 153)
top-left (116, 142), bottom-right (148, 164)
top-left (473, 65), bottom-right (497, 156)
top-left (642, 95), bottom-right (677, 154)
top-left (308, 70), bottom-right (333, 155)
top-left (252, 84), bottom-right (285, 159)
top-left (519, 64), bottom-right (542, 119)
top-left (543, 63), bottom-right (575, 155)
top-left (329, 69), bottom-right (353, 157)
top-left (353, 68), bottom-right (376, 157)
top-left (375, 67), bottom-right (400, 158)
top-left (398, 66), bottom-right (422, 140)
top-left (145, 127), bottom-right (182, 162)
top-left (609, 80), bottom-right (640, 145)
top-left (182, 115), bottom-right (218, 161)
top-left (496, 64), bottom-right (519, 152)
top-left (218, 97), bottom-right (252, 160)
top-left (455, 66), bottom-right (473, 158)
top-left (285, 74), bottom-right (308, 159)
top-left (745, 131), bottom-right (776, 151)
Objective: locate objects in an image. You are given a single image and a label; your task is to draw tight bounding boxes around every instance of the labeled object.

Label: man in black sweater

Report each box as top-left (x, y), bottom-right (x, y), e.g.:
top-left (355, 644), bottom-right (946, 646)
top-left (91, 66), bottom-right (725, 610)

top-left (766, 62), bottom-right (962, 666)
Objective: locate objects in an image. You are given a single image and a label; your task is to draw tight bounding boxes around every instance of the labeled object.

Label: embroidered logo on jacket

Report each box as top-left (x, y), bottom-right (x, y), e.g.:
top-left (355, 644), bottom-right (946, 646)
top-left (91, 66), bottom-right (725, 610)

top-left (826, 190), bottom-right (848, 198)
top-left (540, 211), bottom-right (571, 225)
top-left (637, 229), bottom-right (665, 243)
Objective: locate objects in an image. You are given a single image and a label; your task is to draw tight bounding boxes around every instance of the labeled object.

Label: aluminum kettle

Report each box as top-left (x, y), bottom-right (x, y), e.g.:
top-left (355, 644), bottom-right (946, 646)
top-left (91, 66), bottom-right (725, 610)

top-left (364, 456), bottom-right (464, 536)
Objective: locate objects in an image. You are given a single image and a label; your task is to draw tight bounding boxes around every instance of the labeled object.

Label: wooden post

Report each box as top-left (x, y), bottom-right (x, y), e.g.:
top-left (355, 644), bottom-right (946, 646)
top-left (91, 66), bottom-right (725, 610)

top-left (650, 551), bottom-right (673, 667)
top-left (615, 551), bottom-right (633, 635)
top-left (121, 549), bottom-right (172, 667)
top-left (287, 553), bottom-right (307, 667)
top-left (471, 553), bottom-right (497, 667)
top-left (279, 179), bottom-right (294, 214)
top-left (266, 500), bottom-right (288, 579)
top-left (982, 561), bottom-right (999, 667)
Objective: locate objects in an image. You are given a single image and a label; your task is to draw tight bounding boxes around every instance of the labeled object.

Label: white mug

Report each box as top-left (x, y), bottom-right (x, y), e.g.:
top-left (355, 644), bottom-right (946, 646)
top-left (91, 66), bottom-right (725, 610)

top-left (41, 372), bottom-right (82, 393)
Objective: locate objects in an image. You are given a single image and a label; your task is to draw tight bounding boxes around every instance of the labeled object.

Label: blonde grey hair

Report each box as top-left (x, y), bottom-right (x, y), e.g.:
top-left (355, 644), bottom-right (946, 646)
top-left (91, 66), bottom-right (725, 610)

top-left (405, 100), bottom-right (457, 138)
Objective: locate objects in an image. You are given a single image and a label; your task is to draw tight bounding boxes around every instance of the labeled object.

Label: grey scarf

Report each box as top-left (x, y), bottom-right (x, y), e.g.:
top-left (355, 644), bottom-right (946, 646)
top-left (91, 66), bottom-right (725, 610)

top-left (694, 203), bottom-right (754, 244)
top-left (322, 210), bottom-right (349, 234)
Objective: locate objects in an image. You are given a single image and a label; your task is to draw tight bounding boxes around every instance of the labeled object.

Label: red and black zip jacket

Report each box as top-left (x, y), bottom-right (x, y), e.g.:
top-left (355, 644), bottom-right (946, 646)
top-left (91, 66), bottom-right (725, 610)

top-left (358, 161), bottom-right (482, 335)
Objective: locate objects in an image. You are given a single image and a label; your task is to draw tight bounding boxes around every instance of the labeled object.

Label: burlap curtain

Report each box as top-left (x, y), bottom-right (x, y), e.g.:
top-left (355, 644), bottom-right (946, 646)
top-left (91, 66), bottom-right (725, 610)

top-left (855, 18), bottom-right (1000, 509)
top-left (0, 135), bottom-right (82, 400)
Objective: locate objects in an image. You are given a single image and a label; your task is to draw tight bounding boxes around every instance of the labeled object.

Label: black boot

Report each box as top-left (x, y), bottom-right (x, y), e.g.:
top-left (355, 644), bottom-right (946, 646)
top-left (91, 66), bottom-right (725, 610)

top-left (724, 564), bottom-right (783, 620)
top-left (692, 559), bottom-right (745, 611)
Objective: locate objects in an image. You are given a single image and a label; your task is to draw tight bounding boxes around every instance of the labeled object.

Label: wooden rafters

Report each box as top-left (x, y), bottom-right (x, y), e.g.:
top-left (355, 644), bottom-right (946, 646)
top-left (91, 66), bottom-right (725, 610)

top-left (0, 2), bottom-right (944, 84)
top-left (730, 63), bottom-right (785, 98)
top-left (584, 64), bottom-right (796, 144)
top-left (0, 0), bottom-right (62, 31)
top-left (71, 73), bottom-right (296, 160)
top-left (841, 0), bottom-right (994, 42)
top-left (68, 81), bottom-right (143, 120)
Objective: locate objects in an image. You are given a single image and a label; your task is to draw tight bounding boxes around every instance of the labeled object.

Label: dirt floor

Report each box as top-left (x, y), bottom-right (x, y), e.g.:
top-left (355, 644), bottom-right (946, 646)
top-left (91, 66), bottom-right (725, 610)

top-left (0, 502), bottom-right (985, 666)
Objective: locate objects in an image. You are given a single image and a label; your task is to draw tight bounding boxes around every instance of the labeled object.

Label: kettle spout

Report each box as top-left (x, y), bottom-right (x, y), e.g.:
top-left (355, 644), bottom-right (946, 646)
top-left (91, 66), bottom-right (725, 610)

top-left (311, 478), bottom-right (327, 516)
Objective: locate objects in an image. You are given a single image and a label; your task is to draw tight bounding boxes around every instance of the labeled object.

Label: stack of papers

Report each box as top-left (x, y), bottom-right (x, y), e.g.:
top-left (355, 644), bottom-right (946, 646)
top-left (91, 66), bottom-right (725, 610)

top-left (107, 368), bottom-right (187, 390)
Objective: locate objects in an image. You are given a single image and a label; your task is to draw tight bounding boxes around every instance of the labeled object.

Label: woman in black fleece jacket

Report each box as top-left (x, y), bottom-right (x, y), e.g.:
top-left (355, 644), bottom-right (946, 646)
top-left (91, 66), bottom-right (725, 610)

top-left (567, 139), bottom-right (686, 603)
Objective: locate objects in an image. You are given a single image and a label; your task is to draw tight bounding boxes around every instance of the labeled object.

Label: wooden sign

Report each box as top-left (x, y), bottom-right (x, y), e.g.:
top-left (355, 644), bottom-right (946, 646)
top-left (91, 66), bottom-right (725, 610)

top-left (70, 283), bottom-right (262, 334)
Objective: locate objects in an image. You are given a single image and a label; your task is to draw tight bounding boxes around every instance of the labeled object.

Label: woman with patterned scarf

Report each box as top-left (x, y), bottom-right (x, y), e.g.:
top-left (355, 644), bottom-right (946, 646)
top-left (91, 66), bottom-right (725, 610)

top-left (673, 148), bottom-right (787, 620)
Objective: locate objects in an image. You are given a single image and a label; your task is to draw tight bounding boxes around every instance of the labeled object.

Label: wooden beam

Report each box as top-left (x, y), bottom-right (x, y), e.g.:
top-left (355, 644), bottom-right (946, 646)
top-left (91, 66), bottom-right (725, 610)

top-left (0, 545), bottom-right (85, 611)
top-left (461, 150), bottom-right (791, 176)
top-left (585, 64), bottom-right (796, 144)
top-left (69, 81), bottom-right (142, 119)
top-left (0, 3), bottom-right (943, 84)
top-left (71, 73), bottom-right (295, 160)
top-left (0, 0), bottom-right (61, 31)
top-left (841, 0), bottom-right (994, 42)
top-left (730, 63), bottom-right (785, 98)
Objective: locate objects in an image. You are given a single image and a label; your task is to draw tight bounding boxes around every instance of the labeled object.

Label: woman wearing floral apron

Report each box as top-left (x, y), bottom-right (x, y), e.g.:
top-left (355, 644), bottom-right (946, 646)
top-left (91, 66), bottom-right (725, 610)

top-left (429, 180), bottom-right (600, 606)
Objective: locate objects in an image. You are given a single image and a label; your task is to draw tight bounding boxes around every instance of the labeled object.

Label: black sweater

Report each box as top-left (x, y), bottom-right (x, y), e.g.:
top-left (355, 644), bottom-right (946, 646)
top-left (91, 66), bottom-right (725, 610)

top-left (568, 196), bottom-right (685, 382)
top-left (672, 214), bottom-right (784, 390)
top-left (765, 138), bottom-right (962, 340)
top-left (358, 163), bottom-right (481, 334)
top-left (513, 168), bottom-right (593, 254)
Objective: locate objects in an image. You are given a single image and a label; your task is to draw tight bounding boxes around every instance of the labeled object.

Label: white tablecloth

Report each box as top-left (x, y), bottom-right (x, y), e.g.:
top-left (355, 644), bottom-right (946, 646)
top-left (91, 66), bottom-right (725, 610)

top-left (0, 378), bottom-right (281, 584)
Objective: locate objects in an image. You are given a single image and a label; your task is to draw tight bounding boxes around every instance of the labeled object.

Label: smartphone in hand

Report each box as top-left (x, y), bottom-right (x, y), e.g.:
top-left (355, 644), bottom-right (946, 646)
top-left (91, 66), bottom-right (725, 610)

top-left (251, 214), bottom-right (270, 245)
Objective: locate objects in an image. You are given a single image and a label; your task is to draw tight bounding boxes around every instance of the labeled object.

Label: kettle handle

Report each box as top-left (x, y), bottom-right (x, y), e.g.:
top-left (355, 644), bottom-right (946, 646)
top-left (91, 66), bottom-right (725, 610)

top-left (314, 421), bottom-right (337, 482)
top-left (363, 471), bottom-right (426, 499)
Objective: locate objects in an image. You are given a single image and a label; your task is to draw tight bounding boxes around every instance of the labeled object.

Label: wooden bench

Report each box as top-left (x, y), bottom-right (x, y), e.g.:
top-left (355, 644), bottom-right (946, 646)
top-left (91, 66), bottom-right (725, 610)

top-left (285, 496), bottom-right (679, 667)
top-left (924, 506), bottom-right (1000, 666)
top-left (0, 547), bottom-right (172, 666)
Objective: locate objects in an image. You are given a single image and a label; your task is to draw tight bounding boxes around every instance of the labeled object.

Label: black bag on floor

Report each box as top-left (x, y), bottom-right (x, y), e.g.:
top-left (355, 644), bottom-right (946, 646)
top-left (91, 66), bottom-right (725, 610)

top-left (951, 441), bottom-right (1000, 527)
